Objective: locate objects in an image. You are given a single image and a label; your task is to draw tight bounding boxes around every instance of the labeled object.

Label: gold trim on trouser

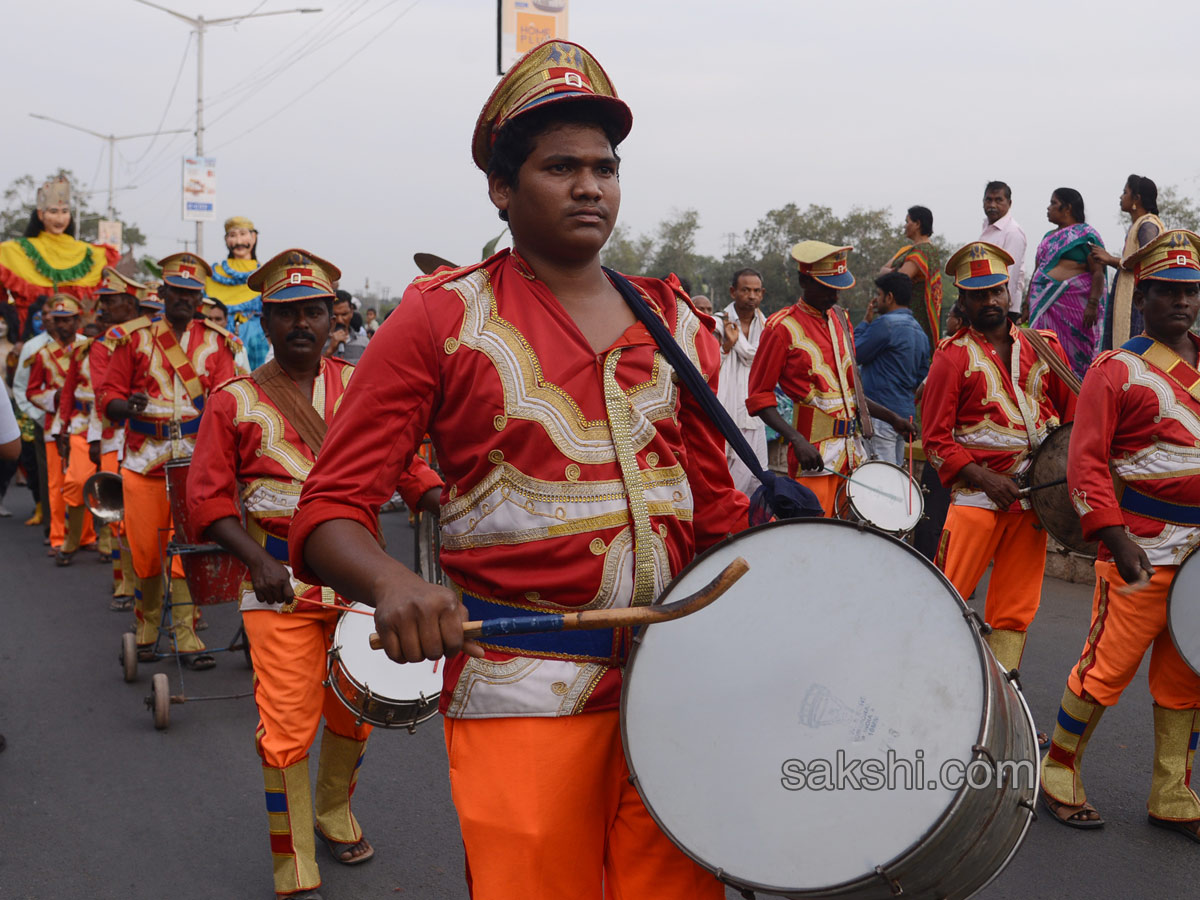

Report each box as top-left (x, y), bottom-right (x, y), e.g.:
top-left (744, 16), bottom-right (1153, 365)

top-left (135, 576), bottom-right (204, 652)
top-left (314, 728), bottom-right (368, 844)
top-left (985, 628), bottom-right (1028, 673)
top-left (1149, 705), bottom-right (1200, 821)
top-left (602, 350), bottom-right (655, 608)
top-left (1041, 687), bottom-right (1105, 805)
top-left (114, 534), bottom-right (136, 596)
top-left (264, 760), bottom-right (320, 894)
top-left (98, 523), bottom-right (114, 556)
top-left (60, 505), bottom-right (86, 554)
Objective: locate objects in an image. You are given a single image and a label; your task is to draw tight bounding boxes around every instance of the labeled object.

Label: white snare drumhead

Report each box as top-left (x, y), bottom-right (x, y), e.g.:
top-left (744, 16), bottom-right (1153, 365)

top-left (1169, 556), bottom-right (1200, 677)
top-left (334, 602), bottom-right (445, 701)
top-left (846, 460), bottom-right (921, 533)
top-left (622, 520), bottom-right (985, 893)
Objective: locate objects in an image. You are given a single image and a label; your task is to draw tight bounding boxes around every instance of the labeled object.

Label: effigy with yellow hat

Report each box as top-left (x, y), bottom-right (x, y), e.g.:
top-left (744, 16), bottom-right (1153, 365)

top-left (790, 240), bottom-right (855, 290)
top-left (945, 241), bottom-right (1015, 290)
top-left (1124, 229), bottom-right (1200, 284)
top-left (206, 214), bottom-right (261, 317)
top-left (473, 40), bottom-right (633, 172)
top-left (0, 176), bottom-right (120, 329)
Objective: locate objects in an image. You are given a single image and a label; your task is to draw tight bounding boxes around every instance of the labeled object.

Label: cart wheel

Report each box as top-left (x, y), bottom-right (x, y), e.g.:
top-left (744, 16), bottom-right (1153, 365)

top-left (151, 673), bottom-right (170, 730)
top-left (121, 633), bottom-right (138, 683)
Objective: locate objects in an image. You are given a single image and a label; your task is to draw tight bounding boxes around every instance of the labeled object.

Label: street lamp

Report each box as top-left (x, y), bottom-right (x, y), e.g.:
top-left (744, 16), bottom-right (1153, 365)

top-left (28, 113), bottom-right (188, 221)
top-left (132, 1), bottom-right (321, 257)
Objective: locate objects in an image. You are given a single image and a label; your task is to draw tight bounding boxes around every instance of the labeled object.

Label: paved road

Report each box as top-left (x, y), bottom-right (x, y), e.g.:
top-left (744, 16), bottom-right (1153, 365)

top-left (1, 487), bottom-right (1197, 899)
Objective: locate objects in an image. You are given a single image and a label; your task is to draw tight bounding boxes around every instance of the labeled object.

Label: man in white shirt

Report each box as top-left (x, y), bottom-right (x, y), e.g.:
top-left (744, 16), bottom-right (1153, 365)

top-left (716, 267), bottom-right (768, 495)
top-left (13, 321), bottom-right (51, 529)
top-left (979, 181), bottom-right (1027, 320)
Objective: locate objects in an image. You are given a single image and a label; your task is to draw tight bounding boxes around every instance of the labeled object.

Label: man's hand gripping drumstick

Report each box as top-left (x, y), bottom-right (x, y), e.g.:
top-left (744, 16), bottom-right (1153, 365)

top-left (367, 557), bottom-right (750, 653)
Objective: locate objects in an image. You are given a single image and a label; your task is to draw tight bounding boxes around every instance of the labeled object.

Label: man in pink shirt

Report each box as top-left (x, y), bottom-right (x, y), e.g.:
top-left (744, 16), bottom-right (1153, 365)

top-left (980, 181), bottom-right (1027, 321)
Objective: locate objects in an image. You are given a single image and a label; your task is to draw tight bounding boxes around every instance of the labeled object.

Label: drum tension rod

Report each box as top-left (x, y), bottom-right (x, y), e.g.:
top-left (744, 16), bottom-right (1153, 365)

top-left (972, 744), bottom-right (997, 768)
top-left (961, 608), bottom-right (992, 635)
top-left (1005, 668), bottom-right (1024, 691)
top-left (713, 869), bottom-right (755, 899)
top-left (1019, 797), bottom-right (1039, 821)
top-left (874, 865), bottom-right (905, 896)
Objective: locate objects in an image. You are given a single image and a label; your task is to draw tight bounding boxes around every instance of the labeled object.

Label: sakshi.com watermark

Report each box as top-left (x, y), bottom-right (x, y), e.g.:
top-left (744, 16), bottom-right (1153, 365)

top-left (779, 749), bottom-right (1038, 792)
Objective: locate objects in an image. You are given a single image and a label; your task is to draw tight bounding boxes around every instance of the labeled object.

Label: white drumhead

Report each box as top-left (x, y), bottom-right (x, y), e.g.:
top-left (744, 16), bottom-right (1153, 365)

top-left (846, 460), bottom-right (922, 533)
top-left (1169, 555), bottom-right (1200, 677)
top-left (333, 603), bottom-right (445, 701)
top-left (622, 520), bottom-right (985, 893)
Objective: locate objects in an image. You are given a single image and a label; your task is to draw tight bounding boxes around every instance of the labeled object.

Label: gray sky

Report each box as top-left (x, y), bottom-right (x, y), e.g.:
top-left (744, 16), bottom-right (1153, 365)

top-left (4, 0), bottom-right (1196, 300)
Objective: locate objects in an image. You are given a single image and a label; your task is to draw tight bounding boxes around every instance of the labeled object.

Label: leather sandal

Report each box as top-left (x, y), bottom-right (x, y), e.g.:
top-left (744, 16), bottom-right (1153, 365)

top-left (315, 828), bottom-right (374, 865)
top-left (1148, 814), bottom-right (1200, 844)
top-left (1041, 790), bottom-right (1104, 829)
top-left (181, 653), bottom-right (217, 671)
top-left (111, 596), bottom-right (134, 612)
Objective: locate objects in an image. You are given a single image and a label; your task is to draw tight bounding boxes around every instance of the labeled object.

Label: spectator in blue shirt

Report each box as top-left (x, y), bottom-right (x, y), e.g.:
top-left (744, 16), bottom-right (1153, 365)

top-left (854, 271), bottom-right (930, 465)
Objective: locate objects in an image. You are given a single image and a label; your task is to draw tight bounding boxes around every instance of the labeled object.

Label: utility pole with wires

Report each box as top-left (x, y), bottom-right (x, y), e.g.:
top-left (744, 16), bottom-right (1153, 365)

top-left (132, 0), bottom-right (321, 257)
top-left (27, 115), bottom-right (188, 221)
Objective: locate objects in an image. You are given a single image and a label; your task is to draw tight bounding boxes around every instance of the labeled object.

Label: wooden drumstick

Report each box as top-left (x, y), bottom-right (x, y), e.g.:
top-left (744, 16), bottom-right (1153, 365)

top-left (367, 556), bottom-right (750, 651)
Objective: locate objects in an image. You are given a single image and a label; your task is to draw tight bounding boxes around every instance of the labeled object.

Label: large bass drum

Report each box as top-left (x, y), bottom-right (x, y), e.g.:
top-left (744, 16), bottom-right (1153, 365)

top-left (1025, 423), bottom-right (1096, 555)
top-left (621, 519), bottom-right (1037, 899)
top-left (1168, 549), bottom-right (1200, 677)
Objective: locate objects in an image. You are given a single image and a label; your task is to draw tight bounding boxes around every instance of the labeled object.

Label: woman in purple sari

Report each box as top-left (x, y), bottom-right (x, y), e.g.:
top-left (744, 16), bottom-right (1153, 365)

top-left (1025, 188), bottom-right (1108, 377)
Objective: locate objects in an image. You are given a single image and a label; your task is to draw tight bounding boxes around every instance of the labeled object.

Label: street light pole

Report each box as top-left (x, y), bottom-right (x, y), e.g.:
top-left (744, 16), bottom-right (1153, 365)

top-left (133, 1), bottom-right (321, 257)
top-left (28, 113), bottom-right (189, 220)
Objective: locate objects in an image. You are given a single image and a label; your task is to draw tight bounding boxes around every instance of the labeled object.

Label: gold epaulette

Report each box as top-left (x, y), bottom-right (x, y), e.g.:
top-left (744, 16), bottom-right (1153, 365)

top-left (413, 258), bottom-right (490, 293)
top-left (105, 316), bottom-right (152, 345)
top-left (765, 307), bottom-right (793, 329)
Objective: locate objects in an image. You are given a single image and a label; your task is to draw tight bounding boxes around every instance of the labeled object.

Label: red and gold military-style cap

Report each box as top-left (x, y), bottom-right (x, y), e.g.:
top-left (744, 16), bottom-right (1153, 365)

top-left (945, 241), bottom-right (1014, 290)
top-left (158, 252), bottom-right (212, 290)
top-left (1125, 229), bottom-right (1200, 283)
top-left (140, 285), bottom-right (164, 311)
top-left (95, 266), bottom-right (147, 297)
top-left (247, 248), bottom-right (341, 303)
top-left (790, 241), bottom-right (855, 290)
top-left (48, 294), bottom-right (82, 317)
top-left (472, 40), bottom-right (632, 172)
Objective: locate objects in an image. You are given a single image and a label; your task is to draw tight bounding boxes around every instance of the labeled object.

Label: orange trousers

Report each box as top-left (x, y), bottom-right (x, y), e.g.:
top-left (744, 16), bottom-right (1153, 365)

top-left (1068, 559), bottom-right (1200, 709)
top-left (936, 505), bottom-right (1046, 632)
top-left (120, 467), bottom-right (184, 581)
top-left (60, 433), bottom-right (97, 545)
top-left (798, 473), bottom-right (839, 518)
top-left (444, 711), bottom-right (724, 900)
top-left (44, 439), bottom-right (65, 548)
top-left (101, 451), bottom-right (135, 597)
top-left (242, 606), bottom-right (371, 769)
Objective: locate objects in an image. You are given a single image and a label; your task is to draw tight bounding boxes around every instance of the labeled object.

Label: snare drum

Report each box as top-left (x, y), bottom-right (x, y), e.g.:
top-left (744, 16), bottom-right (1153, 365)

top-left (327, 602), bottom-right (444, 731)
top-left (1168, 550), bottom-right (1200, 677)
top-left (835, 460), bottom-right (923, 535)
top-left (622, 519), bottom-right (1037, 899)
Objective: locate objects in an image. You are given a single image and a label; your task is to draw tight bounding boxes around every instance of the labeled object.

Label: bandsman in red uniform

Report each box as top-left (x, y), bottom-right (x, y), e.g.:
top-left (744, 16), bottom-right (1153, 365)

top-left (59, 267), bottom-right (143, 600)
top-left (98, 253), bottom-right (238, 668)
top-left (1042, 229), bottom-right (1200, 840)
top-left (25, 295), bottom-right (96, 557)
top-left (921, 242), bottom-right (1076, 674)
top-left (187, 249), bottom-right (442, 899)
top-left (289, 40), bottom-right (749, 899)
top-left (746, 241), bottom-right (914, 515)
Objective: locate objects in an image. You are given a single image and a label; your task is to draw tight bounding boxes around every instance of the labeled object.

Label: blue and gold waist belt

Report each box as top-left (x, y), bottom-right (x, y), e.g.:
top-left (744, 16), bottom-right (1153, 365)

top-left (128, 416), bottom-right (201, 439)
top-left (1119, 484), bottom-right (1200, 527)
top-left (460, 591), bottom-right (621, 665)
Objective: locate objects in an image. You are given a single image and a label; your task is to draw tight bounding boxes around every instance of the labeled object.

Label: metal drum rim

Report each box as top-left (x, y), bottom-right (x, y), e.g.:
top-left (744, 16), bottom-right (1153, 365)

top-left (842, 459), bottom-right (924, 536)
top-left (619, 517), bottom-right (995, 896)
top-left (1167, 549), bottom-right (1200, 678)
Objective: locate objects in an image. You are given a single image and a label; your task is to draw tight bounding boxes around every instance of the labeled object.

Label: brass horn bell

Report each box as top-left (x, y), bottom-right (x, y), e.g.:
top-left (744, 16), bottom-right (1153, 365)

top-left (83, 471), bottom-right (124, 524)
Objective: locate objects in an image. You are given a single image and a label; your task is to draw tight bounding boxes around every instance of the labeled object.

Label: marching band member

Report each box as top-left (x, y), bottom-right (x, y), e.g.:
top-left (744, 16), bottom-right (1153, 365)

top-left (0, 176), bottom-right (118, 329)
top-left (59, 267), bottom-right (143, 603)
top-left (98, 253), bottom-right (238, 668)
top-left (187, 249), bottom-right (442, 900)
top-left (921, 242), bottom-right (1076, 672)
top-left (746, 241), bottom-right (913, 515)
top-left (1042, 229), bottom-right (1200, 840)
top-left (25, 295), bottom-right (95, 558)
top-left (290, 40), bottom-right (748, 899)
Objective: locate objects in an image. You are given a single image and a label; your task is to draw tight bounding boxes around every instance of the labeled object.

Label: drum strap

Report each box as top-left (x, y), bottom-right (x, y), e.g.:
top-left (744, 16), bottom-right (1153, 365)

top-left (833, 307), bottom-right (874, 441)
top-left (153, 321), bottom-right (206, 408)
top-left (252, 360), bottom-right (327, 455)
top-left (602, 268), bottom-right (823, 522)
top-left (1021, 327), bottom-right (1082, 395)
